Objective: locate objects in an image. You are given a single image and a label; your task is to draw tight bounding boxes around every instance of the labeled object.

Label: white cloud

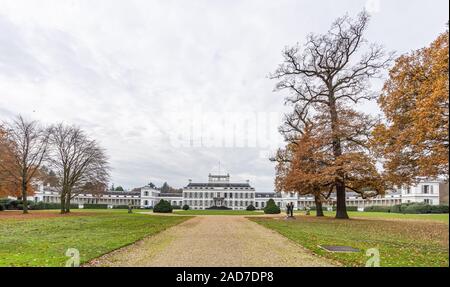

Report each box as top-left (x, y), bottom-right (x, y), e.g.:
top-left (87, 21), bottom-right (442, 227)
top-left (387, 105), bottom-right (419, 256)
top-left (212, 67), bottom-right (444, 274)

top-left (0, 0), bottom-right (448, 190)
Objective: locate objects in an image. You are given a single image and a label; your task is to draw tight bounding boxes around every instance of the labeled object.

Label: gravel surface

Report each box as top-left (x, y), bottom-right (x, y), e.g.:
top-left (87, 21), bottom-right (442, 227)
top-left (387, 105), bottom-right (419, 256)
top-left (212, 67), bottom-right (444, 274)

top-left (87, 215), bottom-right (335, 267)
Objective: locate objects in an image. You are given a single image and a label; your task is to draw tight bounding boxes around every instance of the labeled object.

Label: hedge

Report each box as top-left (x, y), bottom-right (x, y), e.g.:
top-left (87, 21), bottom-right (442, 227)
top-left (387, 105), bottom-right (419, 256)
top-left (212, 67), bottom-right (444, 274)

top-left (112, 205), bottom-right (131, 209)
top-left (364, 203), bottom-right (449, 214)
top-left (32, 202), bottom-right (79, 210)
top-left (182, 205), bottom-right (190, 210)
top-left (364, 205), bottom-right (392, 213)
top-left (83, 204), bottom-right (108, 209)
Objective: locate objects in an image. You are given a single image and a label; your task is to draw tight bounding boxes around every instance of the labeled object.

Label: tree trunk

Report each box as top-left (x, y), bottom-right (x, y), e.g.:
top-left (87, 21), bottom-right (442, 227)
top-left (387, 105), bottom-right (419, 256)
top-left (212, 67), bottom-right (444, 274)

top-left (65, 191), bottom-right (71, 213)
top-left (335, 182), bottom-right (349, 219)
top-left (60, 190), bottom-right (66, 214)
top-left (21, 178), bottom-right (28, 214)
top-left (315, 195), bottom-right (324, 217)
top-left (329, 97), bottom-right (349, 219)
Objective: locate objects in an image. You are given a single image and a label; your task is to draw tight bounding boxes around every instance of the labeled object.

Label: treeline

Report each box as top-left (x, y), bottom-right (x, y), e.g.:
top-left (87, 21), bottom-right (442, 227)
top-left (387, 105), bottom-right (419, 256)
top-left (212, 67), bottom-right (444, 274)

top-left (0, 116), bottom-right (110, 214)
top-left (272, 11), bottom-right (449, 219)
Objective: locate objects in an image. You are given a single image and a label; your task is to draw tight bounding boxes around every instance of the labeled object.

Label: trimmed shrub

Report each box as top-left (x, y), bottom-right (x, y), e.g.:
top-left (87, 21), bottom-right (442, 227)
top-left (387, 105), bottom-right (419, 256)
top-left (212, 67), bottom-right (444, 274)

top-left (246, 204), bottom-right (256, 211)
top-left (83, 204), bottom-right (108, 209)
top-left (264, 199), bottom-right (281, 214)
top-left (403, 203), bottom-right (432, 214)
top-left (364, 205), bottom-right (391, 213)
top-left (171, 205), bottom-right (181, 210)
top-left (153, 199), bottom-right (173, 213)
top-left (346, 206), bottom-right (358, 212)
top-left (430, 205), bottom-right (449, 214)
top-left (112, 205), bottom-right (130, 209)
top-left (0, 204), bottom-right (4, 211)
top-left (32, 202), bottom-right (79, 210)
top-left (182, 204), bottom-right (190, 211)
top-left (206, 206), bottom-right (232, 210)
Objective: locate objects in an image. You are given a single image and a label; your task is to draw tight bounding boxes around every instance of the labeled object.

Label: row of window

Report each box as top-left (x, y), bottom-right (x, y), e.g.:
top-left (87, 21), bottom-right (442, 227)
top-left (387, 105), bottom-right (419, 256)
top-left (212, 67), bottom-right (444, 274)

top-left (404, 185), bottom-right (435, 194)
top-left (184, 192), bottom-right (254, 199)
top-left (185, 200), bottom-right (254, 207)
top-left (186, 187), bottom-right (253, 190)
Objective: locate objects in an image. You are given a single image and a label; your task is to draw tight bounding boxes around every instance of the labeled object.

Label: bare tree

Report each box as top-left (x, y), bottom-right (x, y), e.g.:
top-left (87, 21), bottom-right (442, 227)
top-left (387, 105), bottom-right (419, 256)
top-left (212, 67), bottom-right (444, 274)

top-left (271, 11), bottom-right (392, 219)
top-left (1, 116), bottom-right (49, 214)
top-left (48, 124), bottom-right (110, 214)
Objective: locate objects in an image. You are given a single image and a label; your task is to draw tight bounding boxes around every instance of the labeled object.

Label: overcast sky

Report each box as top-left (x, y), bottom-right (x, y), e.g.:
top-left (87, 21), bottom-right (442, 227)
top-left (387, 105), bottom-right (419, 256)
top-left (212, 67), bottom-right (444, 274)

top-left (0, 0), bottom-right (448, 191)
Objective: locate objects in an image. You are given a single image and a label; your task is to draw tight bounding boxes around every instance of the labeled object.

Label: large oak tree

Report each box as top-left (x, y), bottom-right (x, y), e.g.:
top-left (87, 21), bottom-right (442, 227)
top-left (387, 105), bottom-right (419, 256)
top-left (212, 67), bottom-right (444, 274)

top-left (271, 11), bottom-right (391, 218)
top-left (0, 116), bottom-right (49, 213)
top-left (373, 30), bottom-right (449, 186)
top-left (48, 124), bottom-right (110, 213)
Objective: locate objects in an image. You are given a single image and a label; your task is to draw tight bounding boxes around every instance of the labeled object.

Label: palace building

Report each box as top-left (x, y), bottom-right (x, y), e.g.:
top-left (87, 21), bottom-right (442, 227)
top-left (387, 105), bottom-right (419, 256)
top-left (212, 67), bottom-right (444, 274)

top-left (21, 173), bottom-right (449, 211)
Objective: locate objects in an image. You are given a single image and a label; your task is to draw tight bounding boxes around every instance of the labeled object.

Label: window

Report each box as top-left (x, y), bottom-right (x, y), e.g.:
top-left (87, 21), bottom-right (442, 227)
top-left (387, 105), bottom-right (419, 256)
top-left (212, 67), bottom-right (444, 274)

top-left (422, 185), bottom-right (433, 194)
top-left (424, 199), bottom-right (432, 204)
top-left (144, 191), bottom-right (149, 196)
top-left (144, 200), bottom-right (148, 206)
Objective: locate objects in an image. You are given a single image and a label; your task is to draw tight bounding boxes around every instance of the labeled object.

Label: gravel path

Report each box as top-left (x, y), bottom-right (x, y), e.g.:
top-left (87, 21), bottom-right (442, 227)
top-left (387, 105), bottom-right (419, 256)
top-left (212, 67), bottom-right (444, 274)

top-left (87, 215), bottom-right (334, 267)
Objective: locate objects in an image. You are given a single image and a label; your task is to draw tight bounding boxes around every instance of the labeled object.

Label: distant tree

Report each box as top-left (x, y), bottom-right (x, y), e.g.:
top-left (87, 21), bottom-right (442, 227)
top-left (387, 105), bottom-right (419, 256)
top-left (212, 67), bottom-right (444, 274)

top-left (0, 125), bottom-right (16, 197)
top-left (48, 124), bottom-right (110, 214)
top-left (372, 30), bottom-right (449, 186)
top-left (115, 186), bottom-right (124, 191)
top-left (160, 182), bottom-right (170, 193)
top-left (271, 11), bottom-right (392, 219)
top-left (0, 116), bottom-right (49, 213)
top-left (37, 166), bottom-right (59, 187)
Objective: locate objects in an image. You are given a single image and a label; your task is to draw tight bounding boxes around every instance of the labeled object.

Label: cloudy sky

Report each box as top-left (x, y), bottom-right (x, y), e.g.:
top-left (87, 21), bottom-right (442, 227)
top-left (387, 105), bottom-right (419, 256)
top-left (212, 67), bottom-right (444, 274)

top-left (0, 0), bottom-right (448, 191)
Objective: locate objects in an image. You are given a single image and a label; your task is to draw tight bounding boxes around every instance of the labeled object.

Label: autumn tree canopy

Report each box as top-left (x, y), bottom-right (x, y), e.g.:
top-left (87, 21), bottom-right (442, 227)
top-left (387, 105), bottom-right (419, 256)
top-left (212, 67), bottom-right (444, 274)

top-left (0, 117), bottom-right (49, 213)
top-left (372, 30), bottom-right (449, 186)
top-left (271, 11), bottom-right (391, 219)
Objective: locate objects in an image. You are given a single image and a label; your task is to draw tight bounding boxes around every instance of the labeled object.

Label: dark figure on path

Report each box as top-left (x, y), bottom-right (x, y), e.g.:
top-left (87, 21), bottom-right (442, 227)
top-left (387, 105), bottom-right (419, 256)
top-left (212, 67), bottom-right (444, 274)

top-left (128, 204), bottom-right (133, 214)
top-left (289, 202), bottom-right (294, 217)
top-left (286, 203), bottom-right (291, 217)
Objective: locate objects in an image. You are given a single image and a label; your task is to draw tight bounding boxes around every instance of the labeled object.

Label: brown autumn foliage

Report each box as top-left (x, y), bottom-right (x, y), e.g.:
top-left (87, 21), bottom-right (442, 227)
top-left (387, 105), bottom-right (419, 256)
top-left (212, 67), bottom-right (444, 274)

top-left (372, 30), bottom-right (449, 186)
top-left (271, 11), bottom-right (392, 219)
top-left (274, 112), bottom-right (386, 214)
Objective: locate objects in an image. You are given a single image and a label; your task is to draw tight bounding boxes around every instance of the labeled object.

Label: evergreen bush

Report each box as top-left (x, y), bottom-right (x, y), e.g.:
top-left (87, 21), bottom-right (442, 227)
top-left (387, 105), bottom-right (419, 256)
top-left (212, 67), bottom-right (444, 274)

top-left (264, 199), bottom-right (281, 214)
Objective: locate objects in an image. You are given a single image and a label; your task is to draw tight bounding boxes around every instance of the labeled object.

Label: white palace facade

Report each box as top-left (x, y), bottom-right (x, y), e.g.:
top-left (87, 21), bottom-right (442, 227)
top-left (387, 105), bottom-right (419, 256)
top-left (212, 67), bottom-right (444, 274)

top-left (26, 173), bottom-right (448, 211)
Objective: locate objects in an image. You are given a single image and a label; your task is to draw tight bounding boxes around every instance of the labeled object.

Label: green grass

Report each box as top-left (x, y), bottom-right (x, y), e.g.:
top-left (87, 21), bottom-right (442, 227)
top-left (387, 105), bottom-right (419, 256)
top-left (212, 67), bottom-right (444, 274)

top-left (174, 210), bottom-right (264, 216)
top-left (251, 215), bottom-right (449, 267)
top-left (0, 210), bottom-right (191, 267)
top-left (295, 211), bottom-right (449, 223)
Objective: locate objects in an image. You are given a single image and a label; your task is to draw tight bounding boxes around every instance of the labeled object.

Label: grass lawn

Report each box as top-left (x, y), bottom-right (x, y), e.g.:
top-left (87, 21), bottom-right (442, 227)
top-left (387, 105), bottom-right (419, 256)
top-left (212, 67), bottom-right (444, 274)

top-left (294, 211), bottom-right (449, 223)
top-left (174, 210), bottom-right (264, 216)
top-left (250, 215), bottom-right (449, 267)
top-left (0, 210), bottom-right (191, 267)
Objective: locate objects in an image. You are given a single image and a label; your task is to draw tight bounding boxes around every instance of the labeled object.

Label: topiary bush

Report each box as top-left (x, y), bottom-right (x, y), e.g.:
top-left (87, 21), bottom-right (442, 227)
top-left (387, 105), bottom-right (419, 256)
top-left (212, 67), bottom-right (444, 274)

top-left (0, 204), bottom-right (4, 211)
top-left (171, 205), bottom-right (181, 210)
top-left (246, 204), bottom-right (256, 211)
top-left (264, 199), bottom-right (281, 214)
top-left (153, 199), bottom-right (173, 213)
top-left (182, 204), bottom-right (190, 210)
